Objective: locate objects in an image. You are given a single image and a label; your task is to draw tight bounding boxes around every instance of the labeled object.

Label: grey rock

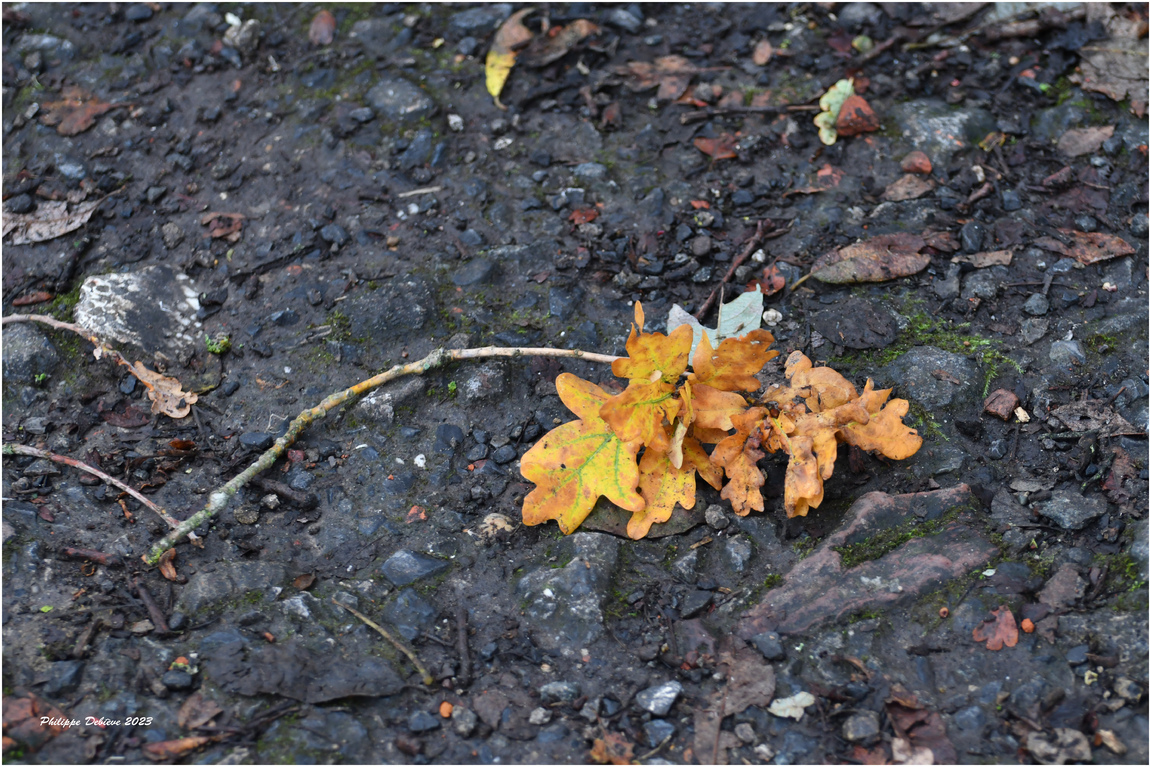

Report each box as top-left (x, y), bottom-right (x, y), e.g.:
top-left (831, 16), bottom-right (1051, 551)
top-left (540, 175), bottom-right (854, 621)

top-left (349, 19), bottom-right (402, 57)
top-left (960, 221), bottom-right (985, 253)
top-left (74, 265), bottom-right (205, 362)
top-left (842, 710), bottom-right (881, 742)
top-left (320, 223), bottom-right (349, 246)
top-left (1023, 293), bottom-right (1049, 316)
top-left (434, 424), bottom-right (465, 455)
top-left (1037, 492), bottom-right (1108, 531)
top-left (671, 549), bottom-right (698, 583)
top-left (1065, 644), bottom-right (1089, 665)
top-left (2, 323), bottom-right (59, 386)
top-left (539, 681), bottom-right (581, 704)
top-left (355, 378), bottom-right (423, 424)
top-left (161, 670), bottom-right (195, 690)
top-left (43, 660), bottom-right (85, 696)
top-left (5, 193), bottom-right (34, 214)
top-left (1001, 189), bottom-right (1022, 211)
top-left (453, 258), bottom-right (495, 286)
top-left (398, 128), bottom-right (434, 169)
top-left (1030, 99), bottom-right (1088, 143)
top-left (961, 270), bottom-right (1000, 300)
top-left (933, 262), bottom-right (961, 299)
top-left (15, 34), bottom-right (76, 60)
top-left (1130, 211), bottom-right (1149, 238)
top-left (176, 561), bottom-right (286, 614)
top-left (838, 2), bottom-right (884, 30)
top-left (452, 706), bottom-right (479, 737)
top-left (1131, 520), bottom-right (1149, 582)
top-left (161, 222), bottom-right (185, 249)
top-left (346, 275), bottom-right (436, 361)
top-left (606, 8), bottom-right (643, 34)
top-left (1049, 339), bottom-right (1087, 367)
top-left (644, 719), bottom-right (676, 748)
top-left (459, 360), bottom-right (509, 402)
top-left (691, 235), bottom-right (712, 257)
top-left (953, 705), bottom-right (986, 731)
top-left (888, 100), bottom-right (996, 166)
top-left (724, 536), bottom-right (752, 573)
top-left (635, 681), bottom-right (682, 716)
top-left (705, 504), bottom-right (730, 530)
top-left (383, 588), bottom-right (438, 641)
top-left (751, 631), bottom-right (786, 661)
top-left (735, 722), bottom-right (756, 744)
top-left (880, 346), bottom-right (979, 409)
top-left (516, 533), bottom-right (619, 653)
top-left (379, 550), bottom-right (449, 587)
top-left (573, 162), bottom-right (608, 179)
top-left (239, 432), bottom-right (274, 451)
top-left (680, 590), bottom-right (713, 619)
top-left (1020, 318), bottom-right (1049, 345)
top-left (365, 77), bottom-right (436, 123)
top-left (549, 286), bottom-right (581, 320)
top-left (409, 710), bottom-right (441, 733)
top-left (448, 5), bottom-right (512, 38)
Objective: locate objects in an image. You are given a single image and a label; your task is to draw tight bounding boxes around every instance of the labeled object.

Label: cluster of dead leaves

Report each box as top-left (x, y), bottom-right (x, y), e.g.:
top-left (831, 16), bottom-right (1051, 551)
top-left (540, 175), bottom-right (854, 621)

top-left (486, 10), bottom-right (600, 109)
top-left (520, 302), bottom-right (922, 538)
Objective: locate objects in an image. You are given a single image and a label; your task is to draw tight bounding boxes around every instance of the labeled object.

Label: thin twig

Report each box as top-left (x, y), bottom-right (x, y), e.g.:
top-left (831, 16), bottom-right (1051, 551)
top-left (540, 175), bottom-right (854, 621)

top-left (133, 577), bottom-right (171, 634)
top-left (3, 443), bottom-right (180, 530)
top-left (694, 220), bottom-right (769, 321)
top-left (141, 345), bottom-right (618, 563)
top-left (332, 598), bottom-right (434, 686)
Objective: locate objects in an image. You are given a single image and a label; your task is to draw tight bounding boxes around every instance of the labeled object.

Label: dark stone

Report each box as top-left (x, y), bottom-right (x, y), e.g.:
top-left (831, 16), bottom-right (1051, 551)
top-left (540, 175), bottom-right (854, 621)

top-left (5, 193), bottom-right (34, 213)
top-left (1002, 189), bottom-right (1022, 211)
top-left (466, 444), bottom-right (489, 461)
top-left (453, 258), bottom-right (495, 286)
top-left (125, 4), bottom-right (154, 22)
top-left (750, 631), bottom-right (786, 661)
top-left (42, 660), bottom-right (84, 696)
top-left (680, 589), bottom-right (713, 619)
top-left (960, 221), bottom-right (986, 253)
top-left (320, 224), bottom-right (350, 246)
top-left (380, 550), bottom-right (450, 587)
top-left (434, 424), bottom-right (465, 455)
top-left (491, 445), bottom-right (517, 465)
top-left (161, 670), bottom-right (195, 690)
top-left (409, 710), bottom-right (441, 733)
top-left (2, 323), bottom-right (60, 385)
top-left (810, 297), bottom-right (897, 350)
top-left (953, 705), bottom-right (986, 730)
top-left (539, 681), bottom-right (581, 703)
top-left (270, 309), bottom-right (299, 326)
top-left (398, 129), bottom-right (434, 169)
top-left (643, 719), bottom-right (676, 748)
top-left (240, 432), bottom-right (274, 451)
top-left (549, 287), bottom-right (582, 320)
top-left (365, 77), bottom-right (436, 123)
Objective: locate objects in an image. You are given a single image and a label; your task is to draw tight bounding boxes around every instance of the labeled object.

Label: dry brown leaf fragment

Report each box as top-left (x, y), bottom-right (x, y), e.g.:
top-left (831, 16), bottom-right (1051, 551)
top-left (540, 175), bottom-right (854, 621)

top-left (972, 605), bottom-right (1018, 651)
top-left (952, 250), bottom-right (1012, 268)
top-left (176, 691), bottom-right (224, 731)
top-left (881, 174), bottom-right (934, 202)
top-left (519, 19), bottom-right (599, 67)
top-left (158, 548), bottom-right (179, 582)
top-left (1033, 228), bottom-right (1134, 265)
top-left (40, 86), bottom-right (123, 136)
top-left (809, 233), bottom-right (930, 284)
top-left (486, 8), bottom-right (535, 108)
top-left (752, 39), bottom-right (773, 66)
top-left (1057, 125), bottom-right (1116, 157)
top-left (142, 735), bottom-right (219, 761)
top-left (616, 55), bottom-right (697, 100)
top-left (2, 199), bottom-right (102, 245)
top-left (293, 573), bottom-right (316, 590)
top-left (693, 134), bottom-right (739, 160)
top-left (1048, 399), bottom-right (1140, 437)
top-left (983, 389), bottom-right (1020, 420)
top-left (131, 362), bottom-right (199, 418)
top-left (590, 732), bottom-right (635, 765)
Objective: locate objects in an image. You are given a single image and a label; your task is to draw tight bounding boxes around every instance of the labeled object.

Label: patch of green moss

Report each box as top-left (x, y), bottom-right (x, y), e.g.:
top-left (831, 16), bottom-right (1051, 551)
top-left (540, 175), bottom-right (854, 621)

top-left (792, 536), bottom-right (818, 559)
top-left (762, 573), bottom-right (784, 589)
top-left (46, 282), bottom-right (83, 321)
top-left (832, 508), bottom-right (960, 569)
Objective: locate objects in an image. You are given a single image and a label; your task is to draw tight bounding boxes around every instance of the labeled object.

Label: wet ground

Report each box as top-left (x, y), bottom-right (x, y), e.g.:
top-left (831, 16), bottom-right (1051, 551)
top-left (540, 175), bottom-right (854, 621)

top-left (2, 3), bottom-right (1148, 764)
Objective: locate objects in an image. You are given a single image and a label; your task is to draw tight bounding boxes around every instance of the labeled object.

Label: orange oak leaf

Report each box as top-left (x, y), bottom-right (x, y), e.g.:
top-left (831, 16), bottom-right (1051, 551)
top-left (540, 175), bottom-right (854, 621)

top-left (631, 444), bottom-right (698, 539)
top-left (791, 400), bottom-right (871, 480)
top-left (839, 382), bottom-right (922, 460)
top-left (711, 408), bottom-right (767, 515)
top-left (612, 302), bottom-right (693, 386)
top-left (590, 732), bottom-right (635, 765)
top-left (784, 435), bottom-right (824, 518)
top-left (972, 605), bottom-right (1019, 651)
top-left (685, 435), bottom-right (724, 490)
top-left (690, 383), bottom-right (748, 432)
top-left (131, 362), bottom-right (199, 418)
top-left (784, 351), bottom-right (858, 412)
top-left (690, 329), bottom-right (779, 392)
top-left (521, 373), bottom-right (644, 533)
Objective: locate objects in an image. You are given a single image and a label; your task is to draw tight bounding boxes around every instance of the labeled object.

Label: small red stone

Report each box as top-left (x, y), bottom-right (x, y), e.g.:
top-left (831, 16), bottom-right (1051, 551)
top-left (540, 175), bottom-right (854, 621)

top-left (900, 150), bottom-right (933, 175)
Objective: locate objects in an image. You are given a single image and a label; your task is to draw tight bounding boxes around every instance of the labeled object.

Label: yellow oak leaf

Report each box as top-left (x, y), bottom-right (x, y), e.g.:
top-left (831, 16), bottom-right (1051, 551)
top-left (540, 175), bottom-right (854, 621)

top-left (684, 435), bottom-right (724, 490)
top-left (690, 329), bottom-right (779, 392)
top-left (790, 400), bottom-right (870, 479)
top-left (521, 373), bottom-right (645, 533)
top-left (711, 408), bottom-right (767, 515)
top-left (784, 435), bottom-right (824, 517)
top-left (691, 425), bottom-right (735, 445)
top-left (612, 304), bottom-right (693, 386)
top-left (600, 381), bottom-right (680, 452)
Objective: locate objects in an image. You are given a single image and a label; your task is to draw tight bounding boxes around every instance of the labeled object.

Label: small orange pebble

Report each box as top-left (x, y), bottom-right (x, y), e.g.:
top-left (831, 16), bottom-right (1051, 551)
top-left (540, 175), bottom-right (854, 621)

top-left (263, 632), bottom-right (276, 643)
top-left (1021, 618), bottom-right (1035, 633)
top-left (439, 701), bottom-right (454, 718)
top-left (467, 464), bottom-right (475, 471)
top-left (939, 607), bottom-right (950, 618)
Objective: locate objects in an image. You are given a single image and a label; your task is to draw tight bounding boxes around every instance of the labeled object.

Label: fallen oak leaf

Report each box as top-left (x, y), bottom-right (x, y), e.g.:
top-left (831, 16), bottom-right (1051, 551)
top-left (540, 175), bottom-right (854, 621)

top-left (1032, 229), bottom-right (1134, 265)
top-left (158, 547), bottom-right (179, 582)
top-left (131, 362), bottom-right (199, 418)
top-left (747, 263), bottom-right (786, 296)
top-left (486, 8), bottom-right (535, 109)
top-left (520, 373), bottom-right (645, 534)
top-left (615, 54), bottom-right (700, 101)
top-left (881, 174), bottom-right (934, 202)
top-left (1057, 125), bottom-right (1116, 157)
top-left (590, 732), bottom-right (635, 765)
top-left (2, 199), bottom-right (103, 245)
top-left (142, 735), bottom-right (221, 762)
top-left (694, 134), bottom-right (739, 160)
top-left (807, 233), bottom-right (930, 284)
top-left (39, 86), bottom-right (127, 136)
top-left (972, 605), bottom-right (1018, 651)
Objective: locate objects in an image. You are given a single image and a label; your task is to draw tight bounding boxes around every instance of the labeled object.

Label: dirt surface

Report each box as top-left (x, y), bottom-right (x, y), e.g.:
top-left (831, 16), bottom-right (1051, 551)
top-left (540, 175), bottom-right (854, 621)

top-left (3, 3), bottom-right (1148, 764)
